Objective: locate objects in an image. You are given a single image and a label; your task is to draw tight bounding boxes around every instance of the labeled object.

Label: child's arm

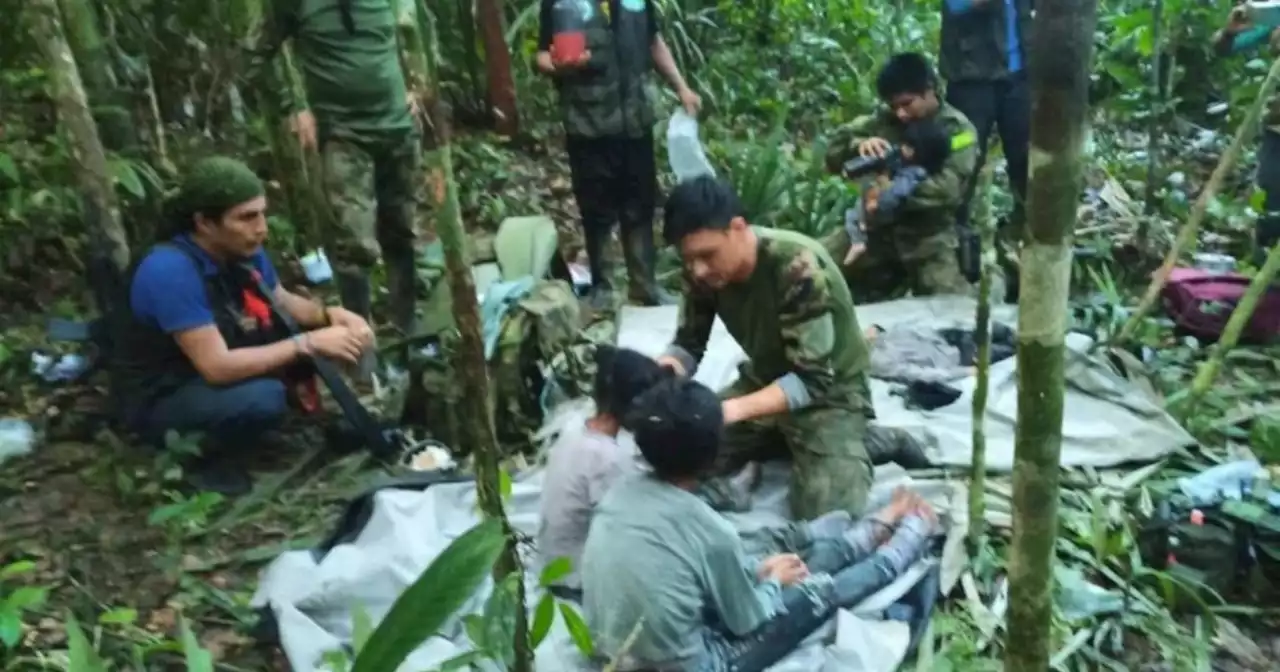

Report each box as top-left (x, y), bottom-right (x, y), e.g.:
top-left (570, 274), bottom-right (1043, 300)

top-left (703, 535), bottom-right (782, 636)
top-left (871, 166), bottom-right (930, 222)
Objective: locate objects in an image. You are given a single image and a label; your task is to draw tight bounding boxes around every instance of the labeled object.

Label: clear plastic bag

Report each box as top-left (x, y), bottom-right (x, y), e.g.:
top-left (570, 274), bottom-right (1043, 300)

top-left (667, 108), bottom-right (716, 182)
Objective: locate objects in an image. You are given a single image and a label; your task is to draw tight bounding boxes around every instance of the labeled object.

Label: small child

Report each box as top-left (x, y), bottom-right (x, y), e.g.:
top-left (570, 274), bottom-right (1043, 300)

top-left (535, 344), bottom-right (668, 598)
top-left (844, 119), bottom-right (953, 265)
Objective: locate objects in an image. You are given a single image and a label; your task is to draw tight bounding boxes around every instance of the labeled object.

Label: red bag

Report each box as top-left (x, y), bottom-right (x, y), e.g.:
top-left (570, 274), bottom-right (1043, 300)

top-left (1161, 267), bottom-right (1280, 344)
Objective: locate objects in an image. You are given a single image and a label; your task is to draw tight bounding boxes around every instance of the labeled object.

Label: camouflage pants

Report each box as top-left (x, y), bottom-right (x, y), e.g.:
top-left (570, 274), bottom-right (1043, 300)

top-left (696, 382), bottom-right (875, 519)
top-left (319, 135), bottom-right (429, 274)
top-left (835, 227), bottom-right (971, 302)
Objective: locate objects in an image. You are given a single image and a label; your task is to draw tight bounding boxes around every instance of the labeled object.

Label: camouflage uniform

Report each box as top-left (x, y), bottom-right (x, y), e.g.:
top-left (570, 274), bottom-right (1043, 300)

top-left (825, 104), bottom-right (978, 301)
top-left (249, 0), bottom-right (425, 333)
top-left (664, 227), bottom-right (876, 519)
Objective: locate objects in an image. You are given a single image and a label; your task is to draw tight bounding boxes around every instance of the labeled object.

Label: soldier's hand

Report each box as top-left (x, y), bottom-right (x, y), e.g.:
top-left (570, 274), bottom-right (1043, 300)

top-left (307, 326), bottom-right (365, 363)
top-left (290, 110), bottom-right (317, 150)
top-left (857, 137), bottom-right (892, 159)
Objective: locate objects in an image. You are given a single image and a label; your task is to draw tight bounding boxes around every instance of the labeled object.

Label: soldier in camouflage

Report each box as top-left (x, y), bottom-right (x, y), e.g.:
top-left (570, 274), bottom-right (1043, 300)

top-left (655, 176), bottom-right (877, 519)
top-left (826, 53), bottom-right (978, 302)
top-left (1214, 7), bottom-right (1280, 264)
top-left (249, 0), bottom-right (427, 379)
top-left (536, 0), bottom-right (700, 310)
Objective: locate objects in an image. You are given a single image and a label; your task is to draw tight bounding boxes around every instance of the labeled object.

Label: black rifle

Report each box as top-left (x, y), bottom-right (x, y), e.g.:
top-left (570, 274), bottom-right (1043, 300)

top-left (246, 265), bottom-right (405, 461)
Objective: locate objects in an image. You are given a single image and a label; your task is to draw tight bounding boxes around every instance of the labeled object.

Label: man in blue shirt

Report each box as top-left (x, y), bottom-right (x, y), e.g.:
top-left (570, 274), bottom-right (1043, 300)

top-left (114, 156), bottom-right (374, 494)
top-left (940, 0), bottom-right (1033, 284)
top-left (1215, 6), bottom-right (1280, 263)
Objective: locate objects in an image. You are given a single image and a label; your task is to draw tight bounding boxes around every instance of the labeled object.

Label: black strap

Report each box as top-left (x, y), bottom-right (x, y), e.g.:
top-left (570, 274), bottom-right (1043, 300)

top-left (243, 263), bottom-right (400, 460)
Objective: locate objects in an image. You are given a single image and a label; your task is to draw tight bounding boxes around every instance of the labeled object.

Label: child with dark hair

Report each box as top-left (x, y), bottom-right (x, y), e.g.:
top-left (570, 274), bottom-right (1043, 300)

top-left (581, 378), bottom-right (937, 672)
top-left (535, 345), bottom-right (668, 597)
top-left (843, 119), bottom-right (953, 266)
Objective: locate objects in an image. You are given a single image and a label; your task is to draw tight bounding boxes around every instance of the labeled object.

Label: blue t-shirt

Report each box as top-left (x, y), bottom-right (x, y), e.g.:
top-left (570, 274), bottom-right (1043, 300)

top-left (130, 235), bottom-right (280, 334)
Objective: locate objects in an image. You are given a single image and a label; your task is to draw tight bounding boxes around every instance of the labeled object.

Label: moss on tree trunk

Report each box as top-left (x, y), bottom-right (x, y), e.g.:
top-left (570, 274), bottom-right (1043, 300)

top-left (1004, 0), bottom-right (1097, 669)
top-left (30, 0), bottom-right (131, 273)
top-left (56, 0), bottom-right (138, 152)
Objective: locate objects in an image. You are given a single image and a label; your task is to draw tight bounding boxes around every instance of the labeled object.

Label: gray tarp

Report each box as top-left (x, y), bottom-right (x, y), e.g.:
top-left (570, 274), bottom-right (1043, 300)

top-left (252, 296), bottom-right (1192, 671)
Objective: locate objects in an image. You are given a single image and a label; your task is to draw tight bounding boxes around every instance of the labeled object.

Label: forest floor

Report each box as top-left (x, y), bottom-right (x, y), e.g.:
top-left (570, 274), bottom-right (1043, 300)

top-left (3, 127), bottom-right (1280, 670)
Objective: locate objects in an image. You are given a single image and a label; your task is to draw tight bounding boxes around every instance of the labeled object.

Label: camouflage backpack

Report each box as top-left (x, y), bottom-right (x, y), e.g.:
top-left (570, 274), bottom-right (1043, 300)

top-left (409, 216), bottom-right (588, 457)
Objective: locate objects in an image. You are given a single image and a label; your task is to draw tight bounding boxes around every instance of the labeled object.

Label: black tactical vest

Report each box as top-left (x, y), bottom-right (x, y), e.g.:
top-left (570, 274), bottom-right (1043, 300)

top-left (939, 0), bottom-right (1033, 83)
top-left (111, 242), bottom-right (286, 426)
top-left (556, 0), bottom-right (658, 139)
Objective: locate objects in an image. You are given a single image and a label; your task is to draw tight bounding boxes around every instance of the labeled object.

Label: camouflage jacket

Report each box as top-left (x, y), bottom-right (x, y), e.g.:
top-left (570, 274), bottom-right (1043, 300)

top-left (549, 0), bottom-right (658, 139)
top-left (666, 227), bottom-right (873, 415)
top-left (939, 0), bottom-right (1034, 83)
top-left (825, 103), bottom-right (979, 241)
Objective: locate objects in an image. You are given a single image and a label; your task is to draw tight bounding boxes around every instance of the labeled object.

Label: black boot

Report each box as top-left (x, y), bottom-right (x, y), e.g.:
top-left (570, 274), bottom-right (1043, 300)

top-left (383, 247), bottom-right (421, 336)
top-left (582, 220), bottom-right (615, 312)
top-left (336, 270), bottom-right (377, 384)
top-left (620, 215), bottom-right (676, 306)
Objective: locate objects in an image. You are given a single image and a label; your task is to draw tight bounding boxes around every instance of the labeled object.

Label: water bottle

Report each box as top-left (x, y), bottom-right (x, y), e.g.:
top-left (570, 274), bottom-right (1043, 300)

top-left (551, 0), bottom-right (592, 65)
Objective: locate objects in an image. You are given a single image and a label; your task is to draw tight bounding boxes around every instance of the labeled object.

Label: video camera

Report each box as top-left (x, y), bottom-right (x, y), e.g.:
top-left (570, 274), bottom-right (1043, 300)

top-left (841, 145), bottom-right (903, 180)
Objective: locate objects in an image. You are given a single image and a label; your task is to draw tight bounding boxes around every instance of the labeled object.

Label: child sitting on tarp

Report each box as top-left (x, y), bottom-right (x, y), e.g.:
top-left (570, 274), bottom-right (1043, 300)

top-left (535, 345), bottom-right (665, 601)
top-left (844, 119), bottom-right (954, 266)
top-left (581, 378), bottom-right (937, 672)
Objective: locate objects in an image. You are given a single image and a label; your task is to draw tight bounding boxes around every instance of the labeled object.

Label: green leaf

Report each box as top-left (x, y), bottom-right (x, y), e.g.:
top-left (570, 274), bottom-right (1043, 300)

top-left (351, 603), bottom-right (373, 654)
top-left (0, 561), bottom-right (36, 581)
top-left (538, 557), bottom-right (572, 587)
top-left (438, 650), bottom-right (488, 671)
top-left (351, 519), bottom-right (506, 672)
top-left (5, 586), bottom-right (47, 611)
top-left (0, 611), bottom-right (22, 649)
top-left (529, 594), bottom-right (556, 648)
top-left (0, 153), bottom-right (18, 184)
top-left (559, 602), bottom-right (594, 656)
top-left (110, 158), bottom-right (146, 199)
top-left (66, 613), bottom-right (109, 672)
top-left (499, 469), bottom-right (513, 501)
top-left (98, 607), bottom-right (138, 626)
top-left (181, 618), bottom-right (215, 672)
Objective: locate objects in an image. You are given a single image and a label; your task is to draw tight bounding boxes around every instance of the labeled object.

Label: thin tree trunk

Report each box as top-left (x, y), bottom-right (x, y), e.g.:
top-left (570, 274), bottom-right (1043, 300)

top-left (1115, 55), bottom-right (1280, 346)
top-left (476, 0), bottom-right (520, 136)
top-left (1004, 0), bottom-right (1097, 669)
top-left (1181, 241), bottom-right (1280, 412)
top-left (969, 162), bottom-right (996, 557)
top-left (422, 11), bottom-right (532, 670)
top-left (31, 0), bottom-right (130, 273)
top-left (56, 0), bottom-right (138, 152)
top-left (1142, 0), bottom-right (1164, 222)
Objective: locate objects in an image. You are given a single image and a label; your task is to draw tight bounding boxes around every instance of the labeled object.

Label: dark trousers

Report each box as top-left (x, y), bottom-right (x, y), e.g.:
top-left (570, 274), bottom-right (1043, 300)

top-left (947, 72), bottom-right (1031, 281)
top-left (142, 377), bottom-right (288, 452)
top-left (1255, 130), bottom-right (1280, 264)
top-left (565, 133), bottom-right (660, 298)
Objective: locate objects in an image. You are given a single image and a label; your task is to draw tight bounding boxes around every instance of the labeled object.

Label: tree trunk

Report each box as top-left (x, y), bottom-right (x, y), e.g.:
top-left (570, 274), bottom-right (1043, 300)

top-left (1004, 0), bottom-right (1097, 670)
top-left (31, 0), bottom-right (130, 273)
top-left (476, 0), bottom-right (520, 137)
top-left (424, 25), bottom-right (533, 672)
top-left (969, 162), bottom-right (996, 557)
top-left (56, 0), bottom-right (138, 152)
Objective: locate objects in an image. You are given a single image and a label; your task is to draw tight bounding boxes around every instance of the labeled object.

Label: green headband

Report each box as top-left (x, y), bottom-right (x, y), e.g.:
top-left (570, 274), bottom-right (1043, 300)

top-left (179, 156), bottom-right (265, 220)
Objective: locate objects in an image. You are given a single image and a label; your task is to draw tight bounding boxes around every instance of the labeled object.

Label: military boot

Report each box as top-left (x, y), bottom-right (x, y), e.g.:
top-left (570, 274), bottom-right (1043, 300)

top-left (582, 222), bottom-right (615, 312)
top-left (384, 246), bottom-right (421, 336)
top-left (335, 270), bottom-right (377, 385)
top-left (620, 217), bottom-right (676, 306)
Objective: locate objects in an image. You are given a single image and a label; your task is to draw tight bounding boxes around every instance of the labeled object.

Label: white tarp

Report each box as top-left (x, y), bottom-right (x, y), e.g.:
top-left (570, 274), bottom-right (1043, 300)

top-left (617, 296), bottom-right (1194, 470)
top-left (253, 296), bottom-right (1192, 671)
top-left (253, 457), bottom-right (967, 672)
